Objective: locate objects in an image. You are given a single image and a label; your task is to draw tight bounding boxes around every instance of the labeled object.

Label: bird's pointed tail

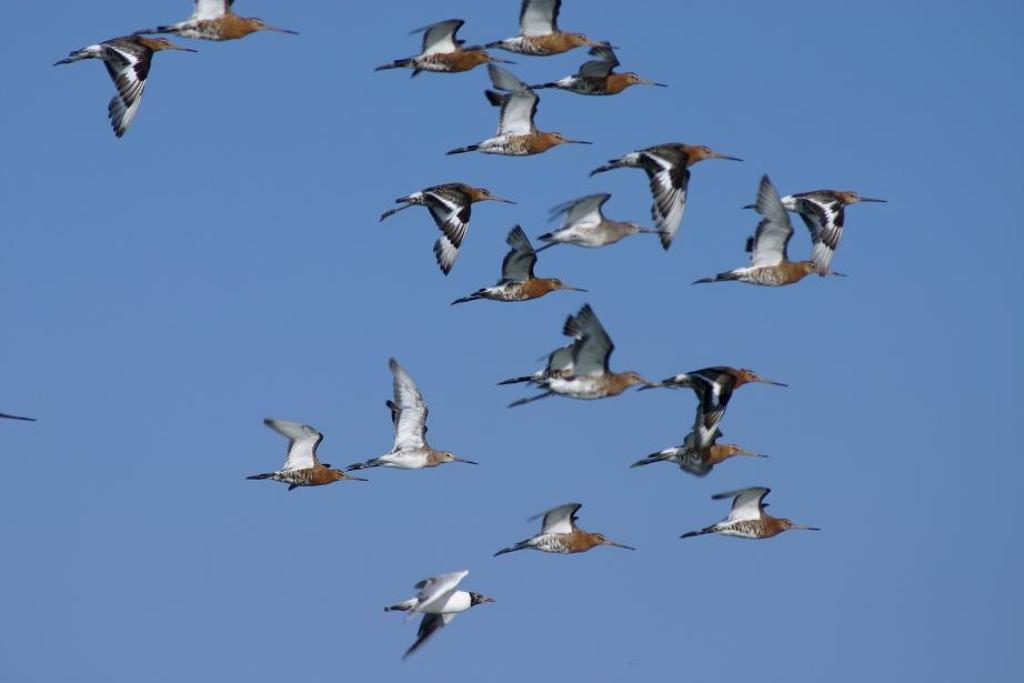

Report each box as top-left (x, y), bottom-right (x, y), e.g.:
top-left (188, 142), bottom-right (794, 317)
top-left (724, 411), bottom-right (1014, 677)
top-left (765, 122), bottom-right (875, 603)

top-left (493, 540), bottom-right (530, 557)
top-left (245, 472), bottom-right (274, 480)
top-left (374, 57), bottom-right (413, 71)
top-left (447, 144), bottom-right (480, 155)
top-left (692, 271), bottom-right (738, 285)
top-left (679, 526), bottom-right (717, 539)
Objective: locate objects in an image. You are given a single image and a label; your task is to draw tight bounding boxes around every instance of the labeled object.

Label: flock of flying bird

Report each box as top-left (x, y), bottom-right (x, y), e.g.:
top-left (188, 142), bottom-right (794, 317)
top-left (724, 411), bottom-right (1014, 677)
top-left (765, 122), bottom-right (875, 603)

top-left (22, 0), bottom-right (889, 660)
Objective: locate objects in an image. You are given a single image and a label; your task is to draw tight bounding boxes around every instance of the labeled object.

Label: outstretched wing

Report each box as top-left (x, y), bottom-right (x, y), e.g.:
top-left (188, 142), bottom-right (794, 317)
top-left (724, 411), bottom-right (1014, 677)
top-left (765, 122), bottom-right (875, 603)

top-left (417, 19), bottom-right (464, 56)
top-left (192, 0), bottom-right (230, 21)
top-left (550, 193), bottom-right (609, 229)
top-left (640, 150), bottom-right (689, 249)
top-left (714, 487), bottom-right (770, 522)
top-left (748, 175), bottom-right (794, 267)
top-left (404, 613), bottom-right (455, 659)
top-left (578, 45), bottom-right (618, 79)
top-left (570, 304), bottom-right (613, 377)
top-left (388, 358), bottom-right (429, 451)
top-left (520, 0), bottom-right (560, 36)
top-left (102, 43), bottom-right (151, 138)
top-left (413, 570), bottom-right (469, 612)
top-left (531, 502), bottom-right (581, 535)
top-left (500, 225), bottom-right (537, 282)
top-left (264, 418), bottom-right (322, 470)
top-left (423, 189), bottom-right (471, 275)
top-left (792, 193), bottom-right (844, 274)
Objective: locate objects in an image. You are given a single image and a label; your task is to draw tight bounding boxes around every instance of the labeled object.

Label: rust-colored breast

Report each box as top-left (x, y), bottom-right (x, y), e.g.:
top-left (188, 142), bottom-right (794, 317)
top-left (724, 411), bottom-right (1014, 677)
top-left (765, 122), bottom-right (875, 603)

top-left (218, 15), bottom-right (261, 40)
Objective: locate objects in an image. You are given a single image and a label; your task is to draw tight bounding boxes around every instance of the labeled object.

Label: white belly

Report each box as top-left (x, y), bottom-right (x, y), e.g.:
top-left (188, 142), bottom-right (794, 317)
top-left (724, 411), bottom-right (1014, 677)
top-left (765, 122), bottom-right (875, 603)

top-left (420, 590), bottom-right (470, 614)
top-left (548, 376), bottom-right (605, 399)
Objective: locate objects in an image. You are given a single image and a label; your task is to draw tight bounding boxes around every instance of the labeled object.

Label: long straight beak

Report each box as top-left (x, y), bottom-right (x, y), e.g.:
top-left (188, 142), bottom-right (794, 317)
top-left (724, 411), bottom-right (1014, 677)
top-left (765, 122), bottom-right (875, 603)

top-left (489, 196), bottom-right (516, 204)
top-left (264, 25), bottom-right (299, 35)
top-left (639, 78), bottom-right (668, 87)
top-left (860, 197), bottom-right (886, 203)
top-left (561, 284), bottom-right (587, 292)
top-left (455, 457), bottom-right (479, 465)
top-left (636, 382), bottom-right (662, 391)
top-left (169, 44), bottom-right (198, 52)
top-left (791, 524), bottom-right (821, 531)
top-left (345, 474), bottom-right (369, 481)
top-left (564, 139), bottom-right (592, 145)
top-left (758, 378), bottom-right (787, 387)
top-left (713, 153), bottom-right (743, 161)
top-left (735, 448), bottom-right (766, 458)
top-left (605, 540), bottom-right (636, 550)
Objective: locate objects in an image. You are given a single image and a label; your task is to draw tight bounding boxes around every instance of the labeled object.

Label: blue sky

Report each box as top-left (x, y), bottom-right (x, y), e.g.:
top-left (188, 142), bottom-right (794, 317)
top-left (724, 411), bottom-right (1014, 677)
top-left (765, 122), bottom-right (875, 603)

top-left (1, 0), bottom-right (1021, 680)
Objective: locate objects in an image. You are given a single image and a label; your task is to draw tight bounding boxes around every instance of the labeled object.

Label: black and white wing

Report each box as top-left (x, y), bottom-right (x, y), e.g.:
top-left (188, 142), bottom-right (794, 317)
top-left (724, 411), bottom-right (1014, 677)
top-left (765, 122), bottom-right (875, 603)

top-left (500, 225), bottom-right (537, 282)
top-left (263, 418), bottom-right (322, 471)
top-left (531, 502), bottom-right (581, 535)
top-left (714, 487), bottom-right (770, 522)
top-left (791, 193), bottom-right (844, 274)
top-left (640, 149), bottom-right (689, 249)
top-left (519, 0), bottom-right (560, 36)
top-left (388, 358), bottom-right (429, 451)
top-left (423, 188), bottom-right (472, 275)
top-left (747, 175), bottom-right (794, 267)
top-left (570, 304), bottom-right (613, 377)
top-left (412, 570), bottom-right (469, 613)
top-left (102, 42), bottom-right (152, 138)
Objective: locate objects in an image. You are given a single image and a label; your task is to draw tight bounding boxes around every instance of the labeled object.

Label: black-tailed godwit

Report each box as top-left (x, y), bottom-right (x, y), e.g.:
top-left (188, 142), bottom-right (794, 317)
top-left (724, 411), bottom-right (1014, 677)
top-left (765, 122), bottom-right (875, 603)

top-left (379, 183), bottom-right (514, 275)
top-left (54, 35), bottom-right (195, 138)
top-left (680, 487), bottom-right (819, 540)
top-left (137, 0), bottom-right (297, 41)
top-left (536, 193), bottom-right (658, 251)
top-left (447, 65), bottom-right (591, 156)
top-left (485, 0), bottom-right (604, 56)
top-left (591, 143), bottom-right (741, 249)
top-left (246, 418), bottom-right (367, 490)
top-left (532, 44), bottom-right (666, 95)
top-left (631, 428), bottom-right (764, 477)
top-left (451, 225), bottom-right (585, 304)
top-left (375, 19), bottom-right (511, 76)
top-left (494, 503), bottom-right (635, 555)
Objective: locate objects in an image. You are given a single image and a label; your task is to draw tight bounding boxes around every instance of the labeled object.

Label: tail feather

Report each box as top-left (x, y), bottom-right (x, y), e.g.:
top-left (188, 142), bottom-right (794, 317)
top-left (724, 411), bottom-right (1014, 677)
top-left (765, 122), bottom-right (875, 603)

top-left (493, 541), bottom-right (530, 557)
top-left (384, 598), bottom-right (417, 612)
top-left (0, 412), bottom-right (36, 421)
top-left (374, 57), bottom-right (413, 71)
top-left (630, 453), bottom-right (667, 468)
top-left (345, 460), bottom-right (380, 472)
top-left (529, 82), bottom-right (558, 90)
top-left (589, 159), bottom-right (623, 176)
top-left (693, 271), bottom-right (738, 285)
top-left (679, 526), bottom-right (717, 540)
top-left (451, 291), bottom-right (484, 305)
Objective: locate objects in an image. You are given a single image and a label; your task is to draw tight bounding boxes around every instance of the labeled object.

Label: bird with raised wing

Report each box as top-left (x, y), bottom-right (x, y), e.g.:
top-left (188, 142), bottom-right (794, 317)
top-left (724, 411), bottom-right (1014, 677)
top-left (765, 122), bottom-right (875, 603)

top-left (137, 0), bottom-right (297, 41)
top-left (591, 143), bottom-right (741, 249)
top-left (631, 427), bottom-right (763, 477)
top-left (536, 193), bottom-right (658, 251)
top-left (380, 183), bottom-right (514, 275)
top-left (452, 225), bottom-right (585, 304)
top-left (494, 503), bottom-right (635, 555)
top-left (532, 44), bottom-right (666, 95)
top-left (745, 189), bottom-right (886, 276)
top-left (246, 418), bottom-right (367, 490)
top-left (0, 412), bottom-right (35, 422)
top-left (680, 487), bottom-right (819, 540)
top-left (447, 65), bottom-right (590, 156)
top-left (375, 19), bottom-right (511, 76)
top-left (496, 313), bottom-right (584, 385)
top-left (347, 359), bottom-right (476, 471)
top-left (641, 366), bottom-right (786, 449)
top-left (54, 35), bottom-right (195, 138)
top-left (485, 0), bottom-right (604, 56)
top-left (385, 570), bottom-right (494, 659)
top-left (507, 304), bottom-right (656, 407)
top-left (695, 175), bottom-right (850, 286)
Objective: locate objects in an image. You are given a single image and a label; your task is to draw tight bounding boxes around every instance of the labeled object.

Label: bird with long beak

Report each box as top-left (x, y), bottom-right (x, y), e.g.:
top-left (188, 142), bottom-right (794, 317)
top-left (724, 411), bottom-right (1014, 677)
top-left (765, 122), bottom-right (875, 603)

top-left (380, 183), bottom-right (514, 275)
top-left (54, 35), bottom-right (195, 138)
top-left (494, 503), bottom-right (635, 556)
top-left (641, 366), bottom-right (786, 450)
top-left (506, 304), bottom-right (657, 407)
top-left (246, 419), bottom-right (367, 490)
top-left (385, 570), bottom-right (494, 660)
top-left (695, 175), bottom-right (851, 286)
top-left (484, 0), bottom-right (604, 56)
top-left (451, 225), bottom-right (585, 304)
top-left (375, 19), bottom-right (512, 76)
top-left (137, 0), bottom-right (297, 41)
top-left (680, 487), bottom-right (820, 540)
top-left (347, 359), bottom-right (477, 471)
top-left (531, 44), bottom-right (666, 95)
top-left (535, 193), bottom-right (659, 251)
top-left (590, 143), bottom-right (741, 249)
top-left (447, 65), bottom-right (591, 156)
top-left (631, 428), bottom-right (765, 477)
top-left (744, 188), bottom-right (886, 276)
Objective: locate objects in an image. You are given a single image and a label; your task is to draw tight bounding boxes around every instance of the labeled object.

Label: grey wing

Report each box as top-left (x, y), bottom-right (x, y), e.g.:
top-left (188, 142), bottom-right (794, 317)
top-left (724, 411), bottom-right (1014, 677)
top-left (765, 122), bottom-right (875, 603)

top-left (418, 19), bottom-right (464, 55)
top-left (520, 0), bottom-right (560, 36)
top-left (531, 502), bottom-right (581, 534)
top-left (413, 570), bottom-right (468, 611)
top-left (500, 225), bottom-right (536, 282)
top-left (550, 193), bottom-right (608, 228)
top-left (578, 45), bottom-right (618, 78)
top-left (388, 359), bottom-right (428, 451)
top-left (570, 304), bottom-right (613, 376)
top-left (714, 487), bottom-right (770, 522)
top-left (404, 613), bottom-right (455, 659)
top-left (263, 418), bottom-right (322, 470)
top-left (749, 176), bottom-right (794, 267)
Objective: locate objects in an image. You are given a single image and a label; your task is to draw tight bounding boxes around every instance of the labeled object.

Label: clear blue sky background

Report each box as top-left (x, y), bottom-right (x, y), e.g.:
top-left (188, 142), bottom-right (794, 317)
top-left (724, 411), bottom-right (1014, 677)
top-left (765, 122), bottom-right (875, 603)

top-left (1, 1), bottom-right (1020, 681)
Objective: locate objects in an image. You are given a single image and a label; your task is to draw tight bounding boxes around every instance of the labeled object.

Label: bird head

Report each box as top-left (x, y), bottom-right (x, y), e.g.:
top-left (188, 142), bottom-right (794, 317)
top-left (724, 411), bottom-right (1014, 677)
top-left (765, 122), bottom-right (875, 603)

top-left (548, 132), bottom-right (593, 147)
top-left (469, 592), bottom-right (495, 606)
top-left (441, 451), bottom-right (478, 466)
top-left (780, 519), bottom-right (821, 532)
top-left (734, 368), bottom-right (787, 388)
top-left (473, 187), bottom-right (516, 205)
top-left (139, 37), bottom-right (197, 53)
top-left (546, 278), bottom-right (587, 293)
top-left (591, 532), bottom-right (636, 550)
top-left (685, 145), bottom-right (743, 166)
top-left (835, 191), bottom-right (886, 206)
top-left (622, 72), bottom-right (667, 88)
top-left (244, 17), bottom-right (299, 35)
